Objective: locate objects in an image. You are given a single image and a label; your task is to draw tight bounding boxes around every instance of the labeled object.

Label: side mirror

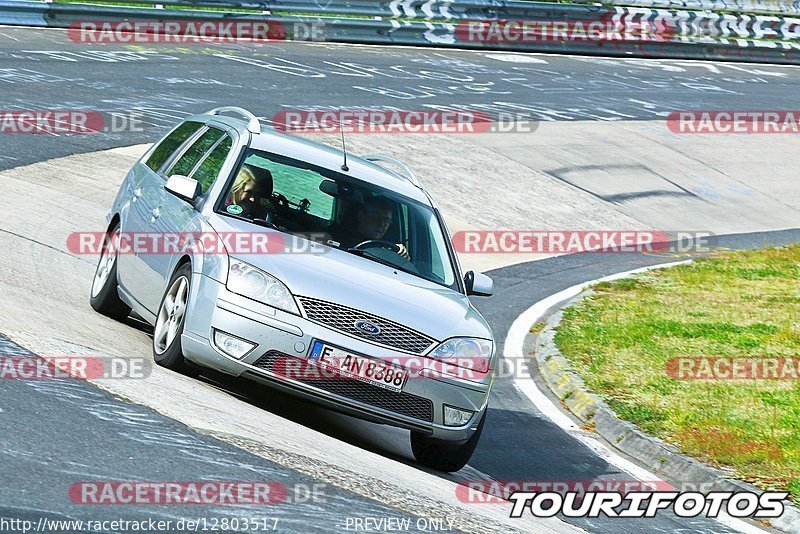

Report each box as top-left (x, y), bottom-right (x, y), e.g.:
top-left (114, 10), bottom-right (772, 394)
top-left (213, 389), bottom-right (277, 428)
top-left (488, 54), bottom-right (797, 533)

top-left (464, 271), bottom-right (494, 297)
top-left (165, 174), bottom-right (202, 204)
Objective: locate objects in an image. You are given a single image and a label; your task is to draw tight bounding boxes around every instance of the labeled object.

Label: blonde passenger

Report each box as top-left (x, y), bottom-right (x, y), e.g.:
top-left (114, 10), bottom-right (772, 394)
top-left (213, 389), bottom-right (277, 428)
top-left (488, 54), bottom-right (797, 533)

top-left (226, 164), bottom-right (273, 219)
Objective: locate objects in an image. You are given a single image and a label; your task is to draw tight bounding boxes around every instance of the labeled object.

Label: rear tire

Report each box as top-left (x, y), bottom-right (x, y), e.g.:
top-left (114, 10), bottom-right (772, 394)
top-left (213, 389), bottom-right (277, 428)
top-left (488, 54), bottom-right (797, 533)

top-left (152, 263), bottom-right (195, 375)
top-left (90, 224), bottom-right (131, 321)
top-left (410, 410), bottom-right (486, 472)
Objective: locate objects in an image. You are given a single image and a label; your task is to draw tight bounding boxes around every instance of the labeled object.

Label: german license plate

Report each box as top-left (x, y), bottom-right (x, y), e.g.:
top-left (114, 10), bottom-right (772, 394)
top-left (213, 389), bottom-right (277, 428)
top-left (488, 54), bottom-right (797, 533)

top-left (308, 341), bottom-right (407, 392)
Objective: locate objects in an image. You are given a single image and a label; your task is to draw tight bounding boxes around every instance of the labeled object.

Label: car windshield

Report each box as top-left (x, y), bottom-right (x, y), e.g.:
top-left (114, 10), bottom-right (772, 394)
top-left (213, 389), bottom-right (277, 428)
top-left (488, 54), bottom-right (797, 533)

top-left (216, 149), bottom-right (458, 289)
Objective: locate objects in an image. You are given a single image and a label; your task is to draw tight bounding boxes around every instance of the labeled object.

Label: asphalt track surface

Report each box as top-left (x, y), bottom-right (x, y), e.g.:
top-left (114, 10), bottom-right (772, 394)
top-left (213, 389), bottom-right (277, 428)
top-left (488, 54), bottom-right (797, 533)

top-left (2, 26), bottom-right (800, 171)
top-left (2, 25), bottom-right (800, 533)
top-left (0, 334), bottom-right (425, 533)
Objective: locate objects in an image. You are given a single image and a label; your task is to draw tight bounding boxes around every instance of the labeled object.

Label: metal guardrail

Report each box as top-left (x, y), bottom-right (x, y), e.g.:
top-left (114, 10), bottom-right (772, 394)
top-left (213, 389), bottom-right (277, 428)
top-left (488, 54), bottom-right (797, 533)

top-left (0, 0), bottom-right (48, 26)
top-left (1, 0), bottom-right (800, 64)
top-left (603, 0), bottom-right (800, 15)
top-left (27, 0), bottom-right (800, 16)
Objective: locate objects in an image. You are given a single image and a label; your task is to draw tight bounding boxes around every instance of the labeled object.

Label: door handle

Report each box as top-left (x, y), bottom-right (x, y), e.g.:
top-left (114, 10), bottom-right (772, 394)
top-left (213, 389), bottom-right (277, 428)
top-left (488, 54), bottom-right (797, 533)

top-left (150, 207), bottom-right (161, 223)
top-left (131, 187), bottom-right (143, 203)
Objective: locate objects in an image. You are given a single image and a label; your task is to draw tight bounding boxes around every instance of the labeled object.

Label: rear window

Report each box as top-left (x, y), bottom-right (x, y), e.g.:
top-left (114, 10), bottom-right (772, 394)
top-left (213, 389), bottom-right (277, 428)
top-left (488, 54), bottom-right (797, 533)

top-left (145, 121), bottom-right (202, 172)
top-left (245, 153), bottom-right (335, 221)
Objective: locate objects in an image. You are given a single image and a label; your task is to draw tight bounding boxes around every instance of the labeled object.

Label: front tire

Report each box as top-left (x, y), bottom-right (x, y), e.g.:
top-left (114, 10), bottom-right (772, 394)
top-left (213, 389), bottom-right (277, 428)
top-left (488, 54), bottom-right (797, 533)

top-left (90, 224), bottom-right (131, 320)
top-left (153, 263), bottom-right (194, 374)
top-left (410, 410), bottom-right (486, 472)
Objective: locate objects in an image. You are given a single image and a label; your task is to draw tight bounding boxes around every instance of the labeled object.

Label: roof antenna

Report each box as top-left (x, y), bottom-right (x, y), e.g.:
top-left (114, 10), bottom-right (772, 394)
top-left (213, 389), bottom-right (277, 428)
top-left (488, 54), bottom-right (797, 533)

top-left (339, 112), bottom-right (349, 172)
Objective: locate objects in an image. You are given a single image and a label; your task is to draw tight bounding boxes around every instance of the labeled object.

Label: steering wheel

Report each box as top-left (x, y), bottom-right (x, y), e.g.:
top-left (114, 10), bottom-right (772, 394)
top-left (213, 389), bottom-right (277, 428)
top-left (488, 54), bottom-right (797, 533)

top-left (351, 240), bottom-right (401, 254)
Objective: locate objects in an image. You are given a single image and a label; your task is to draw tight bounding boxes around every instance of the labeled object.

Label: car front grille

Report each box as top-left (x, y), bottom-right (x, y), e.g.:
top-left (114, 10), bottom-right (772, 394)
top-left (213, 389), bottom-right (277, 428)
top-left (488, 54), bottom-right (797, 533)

top-left (296, 296), bottom-right (437, 354)
top-left (253, 351), bottom-right (434, 422)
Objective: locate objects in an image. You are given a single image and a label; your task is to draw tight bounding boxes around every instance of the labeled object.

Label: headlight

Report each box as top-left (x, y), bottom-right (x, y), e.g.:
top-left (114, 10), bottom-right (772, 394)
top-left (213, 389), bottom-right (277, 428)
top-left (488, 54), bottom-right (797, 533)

top-left (427, 337), bottom-right (493, 373)
top-left (227, 258), bottom-right (299, 315)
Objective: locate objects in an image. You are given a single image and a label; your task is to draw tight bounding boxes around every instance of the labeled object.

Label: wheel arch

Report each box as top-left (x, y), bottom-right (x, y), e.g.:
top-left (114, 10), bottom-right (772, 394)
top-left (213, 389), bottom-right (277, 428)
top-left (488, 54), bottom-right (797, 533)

top-left (107, 213), bottom-right (121, 232)
top-left (175, 254), bottom-right (192, 271)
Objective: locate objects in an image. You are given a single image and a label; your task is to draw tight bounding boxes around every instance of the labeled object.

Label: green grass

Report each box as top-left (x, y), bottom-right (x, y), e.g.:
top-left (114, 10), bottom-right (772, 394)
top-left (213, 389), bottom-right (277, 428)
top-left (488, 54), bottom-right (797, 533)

top-left (555, 245), bottom-right (800, 502)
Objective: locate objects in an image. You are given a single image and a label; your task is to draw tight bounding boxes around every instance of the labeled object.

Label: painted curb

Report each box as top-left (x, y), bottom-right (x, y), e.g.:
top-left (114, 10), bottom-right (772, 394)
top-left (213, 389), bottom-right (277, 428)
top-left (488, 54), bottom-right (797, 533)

top-left (529, 287), bottom-right (800, 533)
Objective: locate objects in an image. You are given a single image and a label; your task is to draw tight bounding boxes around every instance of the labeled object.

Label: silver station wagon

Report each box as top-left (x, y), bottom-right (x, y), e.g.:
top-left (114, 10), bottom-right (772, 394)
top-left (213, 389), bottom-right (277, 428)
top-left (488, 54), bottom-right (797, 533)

top-left (90, 107), bottom-right (496, 471)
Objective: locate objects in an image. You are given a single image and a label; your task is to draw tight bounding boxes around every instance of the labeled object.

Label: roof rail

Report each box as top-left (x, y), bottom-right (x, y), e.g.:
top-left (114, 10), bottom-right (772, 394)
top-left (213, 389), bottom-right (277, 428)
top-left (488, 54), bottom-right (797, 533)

top-left (362, 155), bottom-right (421, 187)
top-left (206, 106), bottom-right (260, 134)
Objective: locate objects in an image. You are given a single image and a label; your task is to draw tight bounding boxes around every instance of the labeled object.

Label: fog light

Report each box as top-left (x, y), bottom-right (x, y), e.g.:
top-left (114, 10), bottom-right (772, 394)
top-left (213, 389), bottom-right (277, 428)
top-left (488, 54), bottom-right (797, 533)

top-left (214, 330), bottom-right (255, 359)
top-left (443, 405), bottom-right (474, 427)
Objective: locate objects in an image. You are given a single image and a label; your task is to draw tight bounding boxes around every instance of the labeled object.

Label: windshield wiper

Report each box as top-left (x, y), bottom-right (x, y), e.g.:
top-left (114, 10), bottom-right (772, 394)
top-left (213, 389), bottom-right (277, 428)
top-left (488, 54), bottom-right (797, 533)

top-left (345, 248), bottom-right (420, 278)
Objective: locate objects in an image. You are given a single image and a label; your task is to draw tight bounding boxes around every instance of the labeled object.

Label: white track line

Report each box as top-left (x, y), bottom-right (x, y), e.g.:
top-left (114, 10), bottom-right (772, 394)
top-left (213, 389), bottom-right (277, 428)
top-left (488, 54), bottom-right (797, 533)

top-left (505, 260), bottom-right (768, 533)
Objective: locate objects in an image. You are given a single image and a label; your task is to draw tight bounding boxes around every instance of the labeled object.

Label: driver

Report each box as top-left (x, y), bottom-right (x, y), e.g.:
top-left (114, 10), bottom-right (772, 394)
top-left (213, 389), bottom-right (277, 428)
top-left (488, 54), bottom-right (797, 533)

top-left (226, 164), bottom-right (274, 219)
top-left (334, 196), bottom-right (410, 260)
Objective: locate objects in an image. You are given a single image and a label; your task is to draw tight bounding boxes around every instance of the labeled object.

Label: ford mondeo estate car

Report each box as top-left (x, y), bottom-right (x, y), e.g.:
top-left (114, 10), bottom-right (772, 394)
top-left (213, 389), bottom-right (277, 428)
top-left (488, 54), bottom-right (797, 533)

top-left (90, 107), bottom-right (496, 471)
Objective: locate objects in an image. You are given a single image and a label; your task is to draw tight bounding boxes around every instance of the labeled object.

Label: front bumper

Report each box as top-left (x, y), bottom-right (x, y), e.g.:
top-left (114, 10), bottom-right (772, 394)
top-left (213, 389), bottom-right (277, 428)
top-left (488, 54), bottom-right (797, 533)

top-left (182, 274), bottom-right (492, 442)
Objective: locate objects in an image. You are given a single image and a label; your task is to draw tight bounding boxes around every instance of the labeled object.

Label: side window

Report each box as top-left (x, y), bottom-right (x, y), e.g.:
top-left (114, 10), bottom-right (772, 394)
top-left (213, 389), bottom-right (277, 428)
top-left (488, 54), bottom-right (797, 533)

top-left (190, 136), bottom-right (232, 194)
top-left (165, 127), bottom-right (225, 178)
top-left (145, 121), bottom-right (202, 172)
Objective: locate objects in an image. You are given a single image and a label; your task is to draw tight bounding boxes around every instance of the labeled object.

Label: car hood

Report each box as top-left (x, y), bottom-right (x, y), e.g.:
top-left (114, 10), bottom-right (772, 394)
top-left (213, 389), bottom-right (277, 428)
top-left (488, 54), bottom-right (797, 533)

top-left (209, 216), bottom-right (492, 343)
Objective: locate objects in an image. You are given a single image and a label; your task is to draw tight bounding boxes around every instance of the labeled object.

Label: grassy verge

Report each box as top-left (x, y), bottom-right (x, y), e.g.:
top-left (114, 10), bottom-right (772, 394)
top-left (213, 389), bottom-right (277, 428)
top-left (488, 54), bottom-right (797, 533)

top-left (554, 245), bottom-right (800, 502)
